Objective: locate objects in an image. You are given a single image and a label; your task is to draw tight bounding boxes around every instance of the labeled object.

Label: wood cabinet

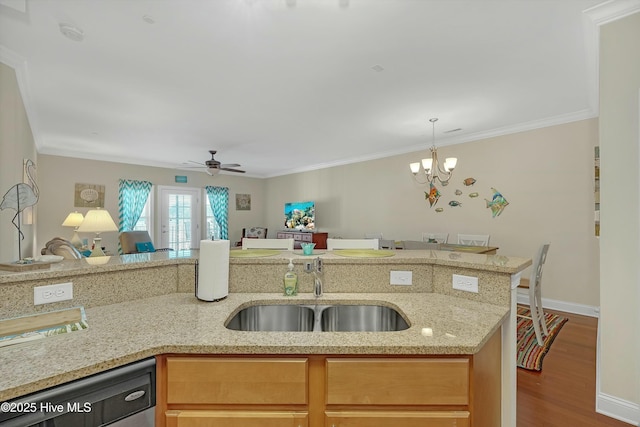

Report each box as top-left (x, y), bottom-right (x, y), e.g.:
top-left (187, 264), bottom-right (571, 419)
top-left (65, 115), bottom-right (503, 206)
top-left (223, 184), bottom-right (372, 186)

top-left (156, 329), bottom-right (501, 427)
top-left (325, 411), bottom-right (469, 427)
top-left (276, 231), bottom-right (328, 249)
top-left (159, 356), bottom-right (310, 427)
top-left (165, 410), bottom-right (308, 427)
top-left (326, 358), bottom-right (469, 405)
top-left (166, 357), bottom-right (307, 405)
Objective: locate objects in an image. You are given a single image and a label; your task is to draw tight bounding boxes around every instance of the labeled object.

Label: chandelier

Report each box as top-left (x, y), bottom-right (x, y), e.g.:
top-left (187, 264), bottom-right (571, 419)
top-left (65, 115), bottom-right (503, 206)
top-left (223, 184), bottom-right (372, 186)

top-left (409, 118), bottom-right (457, 185)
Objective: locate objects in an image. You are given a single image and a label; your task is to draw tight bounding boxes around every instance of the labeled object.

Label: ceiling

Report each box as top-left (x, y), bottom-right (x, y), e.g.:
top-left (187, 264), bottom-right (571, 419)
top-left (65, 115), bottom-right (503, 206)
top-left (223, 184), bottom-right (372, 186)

top-left (0, 0), bottom-right (609, 178)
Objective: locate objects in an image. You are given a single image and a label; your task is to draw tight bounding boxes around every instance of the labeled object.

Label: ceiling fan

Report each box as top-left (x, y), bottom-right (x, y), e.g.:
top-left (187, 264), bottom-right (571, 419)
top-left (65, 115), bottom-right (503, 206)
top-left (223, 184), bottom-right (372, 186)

top-left (184, 150), bottom-right (245, 175)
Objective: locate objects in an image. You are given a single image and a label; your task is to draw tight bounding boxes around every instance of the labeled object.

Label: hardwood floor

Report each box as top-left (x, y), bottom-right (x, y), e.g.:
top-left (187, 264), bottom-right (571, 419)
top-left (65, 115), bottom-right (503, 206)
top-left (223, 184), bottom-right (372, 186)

top-left (517, 308), bottom-right (632, 427)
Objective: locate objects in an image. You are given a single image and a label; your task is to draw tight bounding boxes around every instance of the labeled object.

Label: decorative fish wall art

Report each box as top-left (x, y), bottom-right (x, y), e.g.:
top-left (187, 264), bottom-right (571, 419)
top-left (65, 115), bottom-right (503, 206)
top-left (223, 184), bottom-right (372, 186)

top-left (485, 187), bottom-right (509, 217)
top-left (424, 182), bottom-right (441, 208)
top-left (418, 175), bottom-right (512, 218)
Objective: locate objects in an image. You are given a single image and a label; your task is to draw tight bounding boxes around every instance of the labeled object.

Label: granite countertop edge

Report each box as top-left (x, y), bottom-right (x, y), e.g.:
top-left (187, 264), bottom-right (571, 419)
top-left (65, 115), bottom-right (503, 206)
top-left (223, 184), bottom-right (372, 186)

top-left (0, 250), bottom-right (531, 284)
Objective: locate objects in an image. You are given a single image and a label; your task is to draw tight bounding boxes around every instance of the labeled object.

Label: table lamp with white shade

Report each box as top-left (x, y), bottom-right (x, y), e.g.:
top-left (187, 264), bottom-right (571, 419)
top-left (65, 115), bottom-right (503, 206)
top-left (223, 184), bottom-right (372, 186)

top-left (76, 208), bottom-right (118, 257)
top-left (61, 211), bottom-right (84, 249)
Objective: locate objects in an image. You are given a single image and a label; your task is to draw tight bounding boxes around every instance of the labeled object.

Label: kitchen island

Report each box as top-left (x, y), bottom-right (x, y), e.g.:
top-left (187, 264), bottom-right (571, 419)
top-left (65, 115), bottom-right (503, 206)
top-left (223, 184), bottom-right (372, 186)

top-left (0, 249), bottom-right (530, 426)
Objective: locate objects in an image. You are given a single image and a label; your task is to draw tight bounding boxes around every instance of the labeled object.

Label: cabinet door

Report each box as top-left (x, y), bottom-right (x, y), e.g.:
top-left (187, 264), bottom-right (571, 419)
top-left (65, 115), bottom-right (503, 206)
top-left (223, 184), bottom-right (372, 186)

top-left (167, 357), bottom-right (308, 405)
top-left (166, 410), bottom-right (308, 427)
top-left (326, 358), bottom-right (469, 405)
top-left (325, 411), bottom-right (469, 427)
top-left (312, 233), bottom-right (328, 249)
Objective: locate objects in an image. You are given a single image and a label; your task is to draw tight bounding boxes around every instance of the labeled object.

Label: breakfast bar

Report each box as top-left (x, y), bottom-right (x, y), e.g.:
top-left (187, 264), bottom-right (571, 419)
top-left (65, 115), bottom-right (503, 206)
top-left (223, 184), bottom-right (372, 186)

top-left (0, 249), bottom-right (530, 426)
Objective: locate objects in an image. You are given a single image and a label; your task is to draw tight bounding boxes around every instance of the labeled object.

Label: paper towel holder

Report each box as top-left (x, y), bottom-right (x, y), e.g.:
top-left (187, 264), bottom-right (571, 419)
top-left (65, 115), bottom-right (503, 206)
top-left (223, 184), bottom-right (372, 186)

top-left (195, 261), bottom-right (228, 302)
top-left (195, 260), bottom-right (229, 302)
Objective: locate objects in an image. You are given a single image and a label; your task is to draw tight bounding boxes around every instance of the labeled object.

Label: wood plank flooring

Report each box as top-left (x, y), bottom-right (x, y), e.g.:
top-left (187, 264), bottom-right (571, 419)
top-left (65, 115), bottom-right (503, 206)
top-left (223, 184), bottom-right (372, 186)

top-left (517, 308), bottom-right (632, 427)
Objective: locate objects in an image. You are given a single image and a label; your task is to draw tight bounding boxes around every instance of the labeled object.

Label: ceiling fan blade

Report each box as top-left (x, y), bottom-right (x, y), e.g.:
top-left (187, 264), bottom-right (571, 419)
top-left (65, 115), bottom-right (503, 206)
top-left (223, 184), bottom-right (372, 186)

top-left (186, 160), bottom-right (205, 166)
top-left (220, 163), bottom-right (241, 168)
top-left (220, 167), bottom-right (245, 173)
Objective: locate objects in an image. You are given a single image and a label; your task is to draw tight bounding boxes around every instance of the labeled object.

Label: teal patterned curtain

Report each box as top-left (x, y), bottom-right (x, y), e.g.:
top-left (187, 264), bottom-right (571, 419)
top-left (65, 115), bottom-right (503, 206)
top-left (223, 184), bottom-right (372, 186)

top-left (205, 186), bottom-right (229, 240)
top-left (118, 179), bottom-right (152, 252)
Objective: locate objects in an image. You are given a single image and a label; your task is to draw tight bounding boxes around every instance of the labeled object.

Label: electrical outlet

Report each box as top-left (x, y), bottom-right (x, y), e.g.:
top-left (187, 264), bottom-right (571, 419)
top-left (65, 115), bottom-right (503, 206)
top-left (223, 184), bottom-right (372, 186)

top-left (34, 282), bottom-right (73, 305)
top-left (390, 270), bottom-right (412, 285)
top-left (452, 274), bottom-right (478, 293)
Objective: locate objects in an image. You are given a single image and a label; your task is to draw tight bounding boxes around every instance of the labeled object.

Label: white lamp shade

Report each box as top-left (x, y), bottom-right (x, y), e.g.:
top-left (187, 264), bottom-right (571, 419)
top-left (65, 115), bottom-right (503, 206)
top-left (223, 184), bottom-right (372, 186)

top-left (62, 211), bottom-right (84, 227)
top-left (77, 208), bottom-right (118, 233)
top-left (409, 162), bottom-right (421, 174)
top-left (444, 157), bottom-right (458, 171)
top-left (421, 158), bottom-right (433, 171)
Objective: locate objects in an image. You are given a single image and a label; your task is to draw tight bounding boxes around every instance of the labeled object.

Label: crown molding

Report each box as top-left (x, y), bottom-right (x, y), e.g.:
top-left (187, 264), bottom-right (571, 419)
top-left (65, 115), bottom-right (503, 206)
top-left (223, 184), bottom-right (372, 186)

top-left (0, 0), bottom-right (26, 13)
top-left (584, 0), bottom-right (640, 26)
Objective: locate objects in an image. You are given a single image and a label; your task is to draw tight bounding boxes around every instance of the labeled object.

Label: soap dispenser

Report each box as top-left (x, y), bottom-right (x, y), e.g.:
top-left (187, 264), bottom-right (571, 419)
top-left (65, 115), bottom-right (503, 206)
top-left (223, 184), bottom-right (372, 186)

top-left (283, 258), bottom-right (298, 296)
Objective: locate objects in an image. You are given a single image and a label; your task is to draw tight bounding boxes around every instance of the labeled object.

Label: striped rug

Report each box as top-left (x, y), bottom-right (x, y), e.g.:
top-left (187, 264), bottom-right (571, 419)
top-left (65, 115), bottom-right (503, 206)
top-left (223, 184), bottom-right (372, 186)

top-left (517, 306), bottom-right (568, 371)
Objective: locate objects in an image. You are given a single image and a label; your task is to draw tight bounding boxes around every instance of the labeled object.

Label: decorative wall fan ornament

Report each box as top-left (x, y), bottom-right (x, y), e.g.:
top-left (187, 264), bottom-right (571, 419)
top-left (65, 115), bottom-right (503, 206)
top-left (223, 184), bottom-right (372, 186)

top-left (184, 150), bottom-right (245, 176)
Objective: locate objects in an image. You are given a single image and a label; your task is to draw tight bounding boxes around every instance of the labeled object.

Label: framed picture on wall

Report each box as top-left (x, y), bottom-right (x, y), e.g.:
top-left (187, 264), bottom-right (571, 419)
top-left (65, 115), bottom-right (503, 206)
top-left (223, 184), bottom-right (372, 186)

top-left (236, 193), bottom-right (251, 211)
top-left (74, 183), bottom-right (105, 208)
top-left (594, 146), bottom-right (600, 237)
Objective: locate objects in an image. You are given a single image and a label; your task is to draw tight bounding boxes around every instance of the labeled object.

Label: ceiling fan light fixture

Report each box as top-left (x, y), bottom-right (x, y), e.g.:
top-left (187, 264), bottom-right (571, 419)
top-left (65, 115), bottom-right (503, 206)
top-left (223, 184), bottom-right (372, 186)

top-left (183, 150), bottom-right (245, 175)
top-left (59, 23), bottom-right (84, 42)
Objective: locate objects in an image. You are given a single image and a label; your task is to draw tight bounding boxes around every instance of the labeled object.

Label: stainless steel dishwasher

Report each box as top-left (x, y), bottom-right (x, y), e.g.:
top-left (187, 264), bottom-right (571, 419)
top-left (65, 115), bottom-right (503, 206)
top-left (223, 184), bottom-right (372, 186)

top-left (0, 357), bottom-right (155, 427)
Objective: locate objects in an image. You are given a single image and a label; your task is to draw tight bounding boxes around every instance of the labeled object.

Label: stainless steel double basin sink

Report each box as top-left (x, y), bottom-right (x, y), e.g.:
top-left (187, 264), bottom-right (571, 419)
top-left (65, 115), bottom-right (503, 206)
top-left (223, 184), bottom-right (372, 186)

top-left (225, 303), bottom-right (410, 332)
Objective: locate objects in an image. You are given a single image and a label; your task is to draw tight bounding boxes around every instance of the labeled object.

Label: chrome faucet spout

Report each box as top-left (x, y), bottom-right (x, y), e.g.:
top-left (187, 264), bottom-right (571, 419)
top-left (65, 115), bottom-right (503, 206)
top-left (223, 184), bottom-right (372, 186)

top-left (313, 256), bottom-right (323, 298)
top-left (313, 273), bottom-right (323, 298)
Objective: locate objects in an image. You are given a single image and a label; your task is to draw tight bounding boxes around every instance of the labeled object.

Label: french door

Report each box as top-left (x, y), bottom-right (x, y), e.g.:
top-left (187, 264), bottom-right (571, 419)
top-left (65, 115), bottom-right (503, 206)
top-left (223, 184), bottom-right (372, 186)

top-left (157, 186), bottom-right (201, 251)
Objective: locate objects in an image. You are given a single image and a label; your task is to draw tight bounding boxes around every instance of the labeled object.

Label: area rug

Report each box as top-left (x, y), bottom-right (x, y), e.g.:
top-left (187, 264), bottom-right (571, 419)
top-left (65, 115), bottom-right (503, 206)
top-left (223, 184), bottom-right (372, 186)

top-left (517, 306), bottom-right (568, 371)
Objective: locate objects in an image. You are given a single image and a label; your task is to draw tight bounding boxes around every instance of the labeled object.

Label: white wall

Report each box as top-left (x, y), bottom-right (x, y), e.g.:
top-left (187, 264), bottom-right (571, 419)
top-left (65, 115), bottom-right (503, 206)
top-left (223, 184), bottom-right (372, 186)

top-left (0, 62), bottom-right (37, 262)
top-left (36, 155), bottom-right (266, 253)
top-left (266, 119), bottom-right (600, 308)
top-left (599, 11), bottom-right (640, 422)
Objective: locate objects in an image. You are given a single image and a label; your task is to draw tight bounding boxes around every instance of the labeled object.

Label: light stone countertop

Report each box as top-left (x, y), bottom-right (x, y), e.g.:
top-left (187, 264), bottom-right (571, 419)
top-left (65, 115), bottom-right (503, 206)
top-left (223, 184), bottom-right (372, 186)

top-left (0, 251), bottom-right (198, 284)
top-left (0, 291), bottom-right (508, 401)
top-left (0, 248), bottom-right (530, 285)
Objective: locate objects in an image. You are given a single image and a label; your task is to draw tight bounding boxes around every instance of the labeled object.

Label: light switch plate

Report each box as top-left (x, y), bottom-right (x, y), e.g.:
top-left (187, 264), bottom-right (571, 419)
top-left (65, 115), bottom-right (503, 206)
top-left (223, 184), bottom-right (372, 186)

top-left (34, 282), bottom-right (73, 305)
top-left (390, 270), bottom-right (412, 286)
top-left (452, 274), bottom-right (479, 293)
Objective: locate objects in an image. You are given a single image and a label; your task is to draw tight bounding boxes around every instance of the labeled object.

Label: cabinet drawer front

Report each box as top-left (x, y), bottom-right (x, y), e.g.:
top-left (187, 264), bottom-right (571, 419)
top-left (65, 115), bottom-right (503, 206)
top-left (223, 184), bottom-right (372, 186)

top-left (167, 357), bottom-right (308, 405)
top-left (325, 411), bottom-right (469, 427)
top-left (326, 358), bottom-right (469, 405)
top-left (166, 410), bottom-right (308, 427)
top-left (298, 233), bottom-right (312, 242)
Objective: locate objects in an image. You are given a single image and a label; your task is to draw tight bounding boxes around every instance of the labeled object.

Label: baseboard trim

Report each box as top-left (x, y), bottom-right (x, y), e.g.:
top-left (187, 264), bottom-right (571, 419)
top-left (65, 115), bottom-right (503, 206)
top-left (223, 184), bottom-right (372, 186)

top-left (595, 318), bottom-right (640, 426)
top-left (516, 292), bottom-right (600, 317)
top-left (596, 392), bottom-right (640, 426)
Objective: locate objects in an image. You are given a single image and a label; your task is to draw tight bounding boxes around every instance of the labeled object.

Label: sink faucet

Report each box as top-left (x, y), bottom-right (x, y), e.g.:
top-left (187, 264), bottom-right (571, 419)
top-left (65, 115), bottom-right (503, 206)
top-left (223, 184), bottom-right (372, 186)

top-left (312, 257), bottom-right (323, 298)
